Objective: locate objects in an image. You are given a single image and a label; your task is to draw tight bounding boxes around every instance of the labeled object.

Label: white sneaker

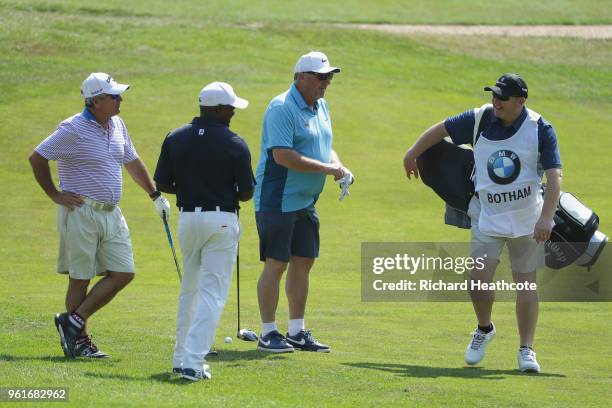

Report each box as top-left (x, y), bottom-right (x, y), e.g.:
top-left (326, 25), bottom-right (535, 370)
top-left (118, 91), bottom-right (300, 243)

top-left (464, 323), bottom-right (496, 365)
top-left (181, 364), bottom-right (212, 381)
top-left (518, 347), bottom-right (540, 373)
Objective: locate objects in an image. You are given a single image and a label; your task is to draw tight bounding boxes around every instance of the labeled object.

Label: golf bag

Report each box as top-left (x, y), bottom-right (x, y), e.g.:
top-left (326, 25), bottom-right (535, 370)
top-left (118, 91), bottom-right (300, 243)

top-left (545, 192), bottom-right (608, 269)
top-left (416, 105), bottom-right (494, 214)
top-left (416, 138), bottom-right (475, 212)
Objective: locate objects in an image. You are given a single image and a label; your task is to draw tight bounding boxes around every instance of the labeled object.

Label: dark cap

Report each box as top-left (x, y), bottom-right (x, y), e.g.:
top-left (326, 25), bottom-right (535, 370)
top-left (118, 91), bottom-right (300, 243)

top-left (484, 73), bottom-right (528, 99)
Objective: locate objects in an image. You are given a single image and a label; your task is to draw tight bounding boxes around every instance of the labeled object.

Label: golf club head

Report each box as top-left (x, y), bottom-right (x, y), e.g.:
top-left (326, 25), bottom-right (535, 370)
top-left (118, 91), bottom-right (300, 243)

top-left (237, 328), bottom-right (258, 342)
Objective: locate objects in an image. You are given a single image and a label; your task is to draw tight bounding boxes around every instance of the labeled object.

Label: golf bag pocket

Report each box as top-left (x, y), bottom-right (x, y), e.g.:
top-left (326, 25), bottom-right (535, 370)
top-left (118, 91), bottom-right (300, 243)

top-left (545, 228), bottom-right (586, 269)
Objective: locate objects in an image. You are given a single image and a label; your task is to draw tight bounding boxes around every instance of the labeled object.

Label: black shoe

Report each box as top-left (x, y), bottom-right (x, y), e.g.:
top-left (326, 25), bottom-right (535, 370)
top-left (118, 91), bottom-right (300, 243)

top-left (54, 313), bottom-right (82, 358)
top-left (256, 330), bottom-right (294, 353)
top-left (172, 367), bottom-right (183, 376)
top-left (286, 330), bottom-right (330, 352)
top-left (74, 335), bottom-right (110, 358)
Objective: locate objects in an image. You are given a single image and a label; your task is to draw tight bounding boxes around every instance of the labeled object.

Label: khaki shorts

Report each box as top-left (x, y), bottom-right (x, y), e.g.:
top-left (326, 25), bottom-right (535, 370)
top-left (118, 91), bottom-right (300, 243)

top-left (57, 204), bottom-right (135, 280)
top-left (468, 196), bottom-right (544, 273)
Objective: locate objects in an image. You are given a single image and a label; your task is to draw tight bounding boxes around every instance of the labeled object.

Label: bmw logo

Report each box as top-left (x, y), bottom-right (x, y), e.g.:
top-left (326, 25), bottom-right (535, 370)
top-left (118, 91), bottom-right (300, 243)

top-left (487, 150), bottom-right (521, 185)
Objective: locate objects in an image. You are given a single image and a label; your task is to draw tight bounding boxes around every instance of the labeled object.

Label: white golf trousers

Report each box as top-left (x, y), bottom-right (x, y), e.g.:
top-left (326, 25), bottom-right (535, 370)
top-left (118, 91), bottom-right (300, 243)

top-left (172, 209), bottom-right (239, 370)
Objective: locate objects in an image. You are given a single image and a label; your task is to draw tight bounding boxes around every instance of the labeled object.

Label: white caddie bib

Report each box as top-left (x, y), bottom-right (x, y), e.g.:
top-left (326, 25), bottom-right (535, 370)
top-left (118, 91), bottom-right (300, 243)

top-left (473, 108), bottom-right (543, 237)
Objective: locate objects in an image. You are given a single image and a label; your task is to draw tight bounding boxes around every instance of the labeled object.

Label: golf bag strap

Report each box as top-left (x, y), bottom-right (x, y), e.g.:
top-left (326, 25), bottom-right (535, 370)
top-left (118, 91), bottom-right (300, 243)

top-left (470, 104), bottom-right (494, 183)
top-left (473, 104), bottom-right (494, 147)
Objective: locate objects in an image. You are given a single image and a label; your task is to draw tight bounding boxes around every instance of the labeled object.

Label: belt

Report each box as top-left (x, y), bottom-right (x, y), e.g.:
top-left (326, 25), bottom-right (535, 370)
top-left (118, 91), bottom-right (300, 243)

top-left (81, 196), bottom-right (116, 212)
top-left (180, 205), bottom-right (236, 213)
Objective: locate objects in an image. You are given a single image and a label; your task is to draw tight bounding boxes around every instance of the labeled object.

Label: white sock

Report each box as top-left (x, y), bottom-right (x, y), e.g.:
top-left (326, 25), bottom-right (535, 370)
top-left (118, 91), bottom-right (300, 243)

top-left (261, 322), bottom-right (277, 337)
top-left (288, 319), bottom-right (305, 336)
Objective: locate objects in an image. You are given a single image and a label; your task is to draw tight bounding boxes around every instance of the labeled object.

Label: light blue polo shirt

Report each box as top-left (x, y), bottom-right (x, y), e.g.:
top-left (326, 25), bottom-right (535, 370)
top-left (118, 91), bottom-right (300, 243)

top-left (255, 84), bottom-right (333, 212)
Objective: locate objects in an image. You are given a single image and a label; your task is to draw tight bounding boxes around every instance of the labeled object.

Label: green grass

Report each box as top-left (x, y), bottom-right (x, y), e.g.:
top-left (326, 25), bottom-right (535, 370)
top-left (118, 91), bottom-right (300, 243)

top-left (1, 1), bottom-right (611, 407)
top-left (1, 0), bottom-right (611, 24)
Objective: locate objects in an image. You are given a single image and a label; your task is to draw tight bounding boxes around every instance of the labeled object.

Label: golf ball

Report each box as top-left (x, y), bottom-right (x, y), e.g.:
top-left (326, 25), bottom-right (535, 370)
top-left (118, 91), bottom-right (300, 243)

top-left (224, 336), bottom-right (232, 344)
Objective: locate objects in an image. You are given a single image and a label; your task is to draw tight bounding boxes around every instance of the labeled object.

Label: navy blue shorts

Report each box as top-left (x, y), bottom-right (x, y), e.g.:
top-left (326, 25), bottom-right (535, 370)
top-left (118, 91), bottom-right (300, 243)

top-left (255, 206), bottom-right (320, 262)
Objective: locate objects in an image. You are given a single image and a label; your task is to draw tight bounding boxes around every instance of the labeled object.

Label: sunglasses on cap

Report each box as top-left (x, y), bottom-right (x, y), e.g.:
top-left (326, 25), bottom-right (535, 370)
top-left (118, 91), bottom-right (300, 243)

top-left (306, 71), bottom-right (334, 81)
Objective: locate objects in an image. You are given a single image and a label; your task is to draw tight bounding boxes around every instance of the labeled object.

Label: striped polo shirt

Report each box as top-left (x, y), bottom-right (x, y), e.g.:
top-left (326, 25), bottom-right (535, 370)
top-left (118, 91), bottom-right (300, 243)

top-left (36, 109), bottom-right (139, 205)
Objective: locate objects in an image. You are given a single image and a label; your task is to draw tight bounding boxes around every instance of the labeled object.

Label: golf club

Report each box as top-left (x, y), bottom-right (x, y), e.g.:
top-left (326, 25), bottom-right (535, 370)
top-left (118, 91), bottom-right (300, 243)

top-left (162, 213), bottom-right (182, 282)
top-left (235, 210), bottom-right (258, 342)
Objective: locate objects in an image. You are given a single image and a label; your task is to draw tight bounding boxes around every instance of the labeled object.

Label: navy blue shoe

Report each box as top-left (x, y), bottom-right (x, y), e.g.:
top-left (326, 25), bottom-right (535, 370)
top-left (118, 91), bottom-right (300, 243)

top-left (181, 365), bottom-right (211, 381)
top-left (54, 313), bottom-right (82, 358)
top-left (286, 330), bottom-right (330, 353)
top-left (172, 367), bottom-right (183, 376)
top-left (257, 330), bottom-right (294, 353)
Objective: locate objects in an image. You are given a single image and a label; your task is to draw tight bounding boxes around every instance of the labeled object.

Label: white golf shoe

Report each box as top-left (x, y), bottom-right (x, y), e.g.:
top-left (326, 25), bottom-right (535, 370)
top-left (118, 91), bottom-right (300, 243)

top-left (518, 347), bottom-right (541, 373)
top-left (464, 323), bottom-right (496, 365)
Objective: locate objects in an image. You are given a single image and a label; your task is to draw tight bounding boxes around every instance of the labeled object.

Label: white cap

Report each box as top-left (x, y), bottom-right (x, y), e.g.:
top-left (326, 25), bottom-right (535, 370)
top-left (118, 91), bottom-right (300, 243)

top-left (198, 82), bottom-right (248, 109)
top-left (80, 72), bottom-right (129, 98)
top-left (294, 51), bottom-right (341, 74)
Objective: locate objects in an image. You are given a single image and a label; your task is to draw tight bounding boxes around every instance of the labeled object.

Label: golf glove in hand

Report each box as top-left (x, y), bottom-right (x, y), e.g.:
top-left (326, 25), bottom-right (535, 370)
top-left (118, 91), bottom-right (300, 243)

top-left (337, 171), bottom-right (355, 201)
top-left (153, 195), bottom-right (171, 220)
top-left (344, 170), bottom-right (355, 186)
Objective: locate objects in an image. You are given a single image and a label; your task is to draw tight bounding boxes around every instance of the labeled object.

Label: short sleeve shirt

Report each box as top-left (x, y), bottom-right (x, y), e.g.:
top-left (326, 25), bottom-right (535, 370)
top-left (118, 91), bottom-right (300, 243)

top-left (154, 117), bottom-right (255, 209)
top-left (254, 84), bottom-right (334, 212)
top-left (35, 109), bottom-right (138, 204)
top-left (444, 107), bottom-right (562, 170)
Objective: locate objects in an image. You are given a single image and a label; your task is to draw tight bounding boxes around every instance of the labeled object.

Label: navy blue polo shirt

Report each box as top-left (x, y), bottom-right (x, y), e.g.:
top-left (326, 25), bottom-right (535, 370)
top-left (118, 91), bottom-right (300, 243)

top-left (154, 117), bottom-right (255, 209)
top-left (444, 107), bottom-right (562, 170)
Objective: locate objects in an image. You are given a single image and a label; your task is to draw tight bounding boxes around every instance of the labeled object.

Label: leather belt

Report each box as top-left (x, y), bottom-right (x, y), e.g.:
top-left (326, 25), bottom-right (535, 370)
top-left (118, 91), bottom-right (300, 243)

top-left (180, 205), bottom-right (236, 213)
top-left (81, 196), bottom-right (116, 212)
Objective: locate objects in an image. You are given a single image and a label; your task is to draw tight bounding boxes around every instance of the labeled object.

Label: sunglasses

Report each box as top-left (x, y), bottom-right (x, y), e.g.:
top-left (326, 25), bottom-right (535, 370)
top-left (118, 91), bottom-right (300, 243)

top-left (307, 71), bottom-right (334, 81)
top-left (103, 94), bottom-right (121, 100)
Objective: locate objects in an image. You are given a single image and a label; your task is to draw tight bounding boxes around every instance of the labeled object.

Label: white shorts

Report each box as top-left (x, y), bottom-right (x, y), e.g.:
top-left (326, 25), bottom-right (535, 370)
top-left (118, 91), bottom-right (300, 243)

top-left (468, 197), bottom-right (544, 273)
top-left (57, 204), bottom-right (135, 280)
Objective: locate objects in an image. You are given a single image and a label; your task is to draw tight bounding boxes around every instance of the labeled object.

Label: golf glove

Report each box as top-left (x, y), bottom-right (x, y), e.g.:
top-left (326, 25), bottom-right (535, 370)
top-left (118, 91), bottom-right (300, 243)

top-left (337, 170), bottom-right (355, 201)
top-left (344, 170), bottom-right (355, 186)
top-left (153, 194), bottom-right (171, 220)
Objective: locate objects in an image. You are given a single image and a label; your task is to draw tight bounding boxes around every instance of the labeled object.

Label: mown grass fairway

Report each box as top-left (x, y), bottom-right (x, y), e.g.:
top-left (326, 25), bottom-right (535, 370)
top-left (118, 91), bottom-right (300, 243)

top-left (1, 1), bottom-right (611, 407)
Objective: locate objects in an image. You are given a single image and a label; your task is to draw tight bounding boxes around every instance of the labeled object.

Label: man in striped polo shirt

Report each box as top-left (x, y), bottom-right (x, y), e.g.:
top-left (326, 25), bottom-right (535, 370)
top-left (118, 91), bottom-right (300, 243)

top-left (28, 72), bottom-right (171, 358)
